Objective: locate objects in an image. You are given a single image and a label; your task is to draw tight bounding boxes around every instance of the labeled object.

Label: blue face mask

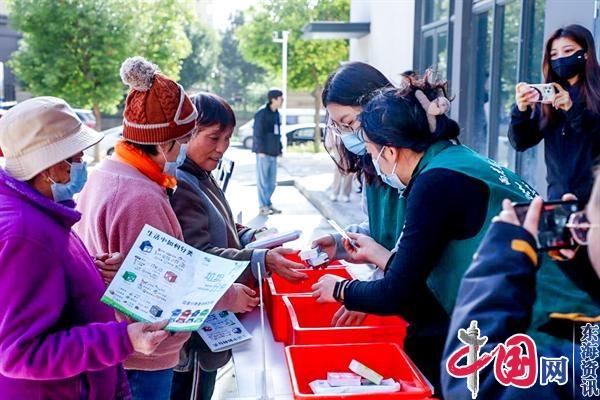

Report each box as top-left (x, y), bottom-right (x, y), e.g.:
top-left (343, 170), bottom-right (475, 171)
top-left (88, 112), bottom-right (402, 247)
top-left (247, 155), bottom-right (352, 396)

top-left (49, 161), bottom-right (88, 202)
top-left (340, 131), bottom-right (367, 155)
top-left (162, 143), bottom-right (187, 177)
top-left (372, 146), bottom-right (406, 193)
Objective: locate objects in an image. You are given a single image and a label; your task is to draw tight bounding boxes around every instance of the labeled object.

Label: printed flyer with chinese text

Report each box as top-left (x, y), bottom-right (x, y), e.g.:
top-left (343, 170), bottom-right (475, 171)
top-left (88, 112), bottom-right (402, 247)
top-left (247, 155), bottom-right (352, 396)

top-left (101, 224), bottom-right (249, 331)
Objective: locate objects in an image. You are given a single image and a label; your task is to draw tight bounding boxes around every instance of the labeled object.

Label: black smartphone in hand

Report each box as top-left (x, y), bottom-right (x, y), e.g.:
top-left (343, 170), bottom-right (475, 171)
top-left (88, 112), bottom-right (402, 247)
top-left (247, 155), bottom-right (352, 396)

top-left (512, 200), bottom-right (580, 251)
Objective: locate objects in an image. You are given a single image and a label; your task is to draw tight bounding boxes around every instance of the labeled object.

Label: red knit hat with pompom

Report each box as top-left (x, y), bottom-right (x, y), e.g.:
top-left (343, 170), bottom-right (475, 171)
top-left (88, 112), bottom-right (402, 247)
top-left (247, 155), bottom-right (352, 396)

top-left (120, 56), bottom-right (197, 144)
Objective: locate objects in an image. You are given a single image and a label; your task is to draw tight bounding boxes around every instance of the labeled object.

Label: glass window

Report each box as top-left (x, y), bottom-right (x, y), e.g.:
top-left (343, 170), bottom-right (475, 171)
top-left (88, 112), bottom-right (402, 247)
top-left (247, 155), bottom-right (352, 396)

top-left (437, 30), bottom-right (448, 78)
top-left (517, 0), bottom-right (546, 185)
top-left (421, 28), bottom-right (449, 77)
top-left (424, 0), bottom-right (450, 24)
top-left (423, 34), bottom-right (434, 69)
top-left (294, 128), bottom-right (315, 140)
top-left (496, 1), bottom-right (521, 169)
top-left (527, 0), bottom-right (546, 84)
top-left (468, 9), bottom-right (493, 155)
top-left (419, 0), bottom-right (452, 79)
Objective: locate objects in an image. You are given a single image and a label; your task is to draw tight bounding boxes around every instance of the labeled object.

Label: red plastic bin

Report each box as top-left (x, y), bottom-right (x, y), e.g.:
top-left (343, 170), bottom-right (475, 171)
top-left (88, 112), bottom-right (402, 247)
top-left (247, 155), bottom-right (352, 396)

top-left (267, 267), bottom-right (351, 342)
top-left (282, 295), bottom-right (408, 346)
top-left (285, 343), bottom-right (433, 399)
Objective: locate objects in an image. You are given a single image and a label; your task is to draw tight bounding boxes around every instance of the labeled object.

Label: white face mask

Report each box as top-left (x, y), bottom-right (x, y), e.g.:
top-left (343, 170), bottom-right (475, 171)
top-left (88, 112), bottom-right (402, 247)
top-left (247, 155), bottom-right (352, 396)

top-left (371, 146), bottom-right (406, 193)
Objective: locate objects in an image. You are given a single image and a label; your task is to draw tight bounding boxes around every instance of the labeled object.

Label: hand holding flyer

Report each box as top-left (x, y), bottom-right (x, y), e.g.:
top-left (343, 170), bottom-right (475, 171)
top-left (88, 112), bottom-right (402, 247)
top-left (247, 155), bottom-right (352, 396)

top-left (101, 224), bottom-right (249, 331)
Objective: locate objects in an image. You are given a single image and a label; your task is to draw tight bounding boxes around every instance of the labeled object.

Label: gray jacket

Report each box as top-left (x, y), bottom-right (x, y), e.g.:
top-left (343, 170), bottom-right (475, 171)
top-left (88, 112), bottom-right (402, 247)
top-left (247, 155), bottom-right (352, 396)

top-left (171, 157), bottom-right (267, 371)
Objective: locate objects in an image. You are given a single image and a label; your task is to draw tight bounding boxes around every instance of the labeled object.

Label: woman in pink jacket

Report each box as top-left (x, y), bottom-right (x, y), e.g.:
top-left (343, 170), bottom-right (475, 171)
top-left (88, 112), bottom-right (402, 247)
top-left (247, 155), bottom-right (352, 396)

top-left (75, 57), bottom-right (258, 400)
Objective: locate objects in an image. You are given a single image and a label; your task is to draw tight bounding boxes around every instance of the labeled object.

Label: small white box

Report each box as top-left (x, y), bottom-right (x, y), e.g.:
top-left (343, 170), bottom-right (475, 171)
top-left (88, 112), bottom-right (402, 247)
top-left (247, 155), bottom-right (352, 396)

top-left (349, 359), bottom-right (383, 385)
top-left (299, 248), bottom-right (319, 261)
top-left (307, 252), bottom-right (329, 267)
top-left (327, 372), bottom-right (362, 387)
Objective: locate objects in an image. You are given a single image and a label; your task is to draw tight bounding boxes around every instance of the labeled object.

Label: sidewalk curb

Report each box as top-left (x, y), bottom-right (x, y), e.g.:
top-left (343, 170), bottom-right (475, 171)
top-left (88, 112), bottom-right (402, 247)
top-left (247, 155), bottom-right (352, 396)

top-left (293, 178), bottom-right (335, 222)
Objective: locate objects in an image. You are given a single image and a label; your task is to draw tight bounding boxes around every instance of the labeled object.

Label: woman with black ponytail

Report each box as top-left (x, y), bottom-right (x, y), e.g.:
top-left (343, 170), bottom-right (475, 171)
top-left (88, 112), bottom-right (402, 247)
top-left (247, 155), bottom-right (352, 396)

top-left (510, 24), bottom-right (600, 203)
top-left (312, 73), bottom-right (540, 395)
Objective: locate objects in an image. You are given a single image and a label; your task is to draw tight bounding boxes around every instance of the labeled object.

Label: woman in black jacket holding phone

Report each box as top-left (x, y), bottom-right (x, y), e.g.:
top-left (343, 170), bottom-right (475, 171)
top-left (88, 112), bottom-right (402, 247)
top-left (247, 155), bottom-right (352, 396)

top-left (509, 24), bottom-right (600, 203)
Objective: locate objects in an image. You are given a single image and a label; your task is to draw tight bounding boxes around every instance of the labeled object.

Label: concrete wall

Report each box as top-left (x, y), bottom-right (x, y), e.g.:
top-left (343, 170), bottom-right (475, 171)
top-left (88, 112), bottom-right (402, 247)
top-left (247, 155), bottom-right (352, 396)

top-left (349, 0), bottom-right (415, 85)
top-left (544, 0), bottom-right (595, 36)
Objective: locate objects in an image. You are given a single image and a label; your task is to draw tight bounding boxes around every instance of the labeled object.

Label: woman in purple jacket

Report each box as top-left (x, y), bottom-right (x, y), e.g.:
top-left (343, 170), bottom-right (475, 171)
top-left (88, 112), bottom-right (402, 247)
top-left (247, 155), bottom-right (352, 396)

top-left (0, 97), bottom-right (168, 399)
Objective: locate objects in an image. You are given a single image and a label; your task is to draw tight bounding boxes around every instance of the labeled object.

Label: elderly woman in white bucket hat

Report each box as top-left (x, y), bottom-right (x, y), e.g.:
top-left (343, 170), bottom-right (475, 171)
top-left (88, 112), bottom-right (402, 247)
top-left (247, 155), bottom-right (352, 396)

top-left (0, 96), bottom-right (169, 399)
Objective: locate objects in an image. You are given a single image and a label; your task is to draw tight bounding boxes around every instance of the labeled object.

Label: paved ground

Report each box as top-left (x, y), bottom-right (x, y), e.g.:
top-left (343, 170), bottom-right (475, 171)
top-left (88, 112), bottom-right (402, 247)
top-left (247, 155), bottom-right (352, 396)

top-left (225, 143), bottom-right (366, 231)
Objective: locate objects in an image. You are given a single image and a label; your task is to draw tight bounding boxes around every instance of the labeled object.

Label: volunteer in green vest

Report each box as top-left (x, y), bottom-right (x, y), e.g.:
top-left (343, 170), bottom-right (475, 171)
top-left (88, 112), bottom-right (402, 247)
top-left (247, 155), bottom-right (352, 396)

top-left (312, 77), bottom-right (538, 395)
top-left (312, 62), bottom-right (405, 326)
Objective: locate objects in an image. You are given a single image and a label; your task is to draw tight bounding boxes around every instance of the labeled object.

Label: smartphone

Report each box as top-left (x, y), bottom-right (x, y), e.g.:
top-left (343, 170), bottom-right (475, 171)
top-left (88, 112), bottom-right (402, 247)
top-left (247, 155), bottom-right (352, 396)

top-left (528, 83), bottom-right (556, 104)
top-left (512, 200), bottom-right (580, 251)
top-left (327, 219), bottom-right (357, 249)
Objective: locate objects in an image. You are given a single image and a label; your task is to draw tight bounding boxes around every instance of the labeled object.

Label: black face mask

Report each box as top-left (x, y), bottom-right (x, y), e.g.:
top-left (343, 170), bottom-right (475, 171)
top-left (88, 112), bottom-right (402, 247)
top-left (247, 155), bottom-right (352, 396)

top-left (550, 49), bottom-right (586, 80)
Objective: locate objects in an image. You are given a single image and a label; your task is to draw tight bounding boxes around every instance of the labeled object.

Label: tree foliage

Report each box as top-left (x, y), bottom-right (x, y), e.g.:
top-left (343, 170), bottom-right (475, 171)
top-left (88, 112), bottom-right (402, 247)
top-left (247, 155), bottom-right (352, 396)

top-left (8, 0), bottom-right (193, 129)
top-left (179, 21), bottom-right (220, 91)
top-left (131, 0), bottom-right (193, 80)
top-left (238, 0), bottom-right (349, 91)
top-left (213, 11), bottom-right (267, 110)
top-left (237, 0), bottom-right (349, 147)
top-left (8, 0), bottom-right (134, 118)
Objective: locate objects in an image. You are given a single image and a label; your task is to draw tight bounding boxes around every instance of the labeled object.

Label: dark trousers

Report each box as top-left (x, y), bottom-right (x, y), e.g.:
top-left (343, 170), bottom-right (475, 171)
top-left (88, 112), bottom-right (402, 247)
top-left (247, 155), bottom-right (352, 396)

top-left (171, 368), bottom-right (217, 400)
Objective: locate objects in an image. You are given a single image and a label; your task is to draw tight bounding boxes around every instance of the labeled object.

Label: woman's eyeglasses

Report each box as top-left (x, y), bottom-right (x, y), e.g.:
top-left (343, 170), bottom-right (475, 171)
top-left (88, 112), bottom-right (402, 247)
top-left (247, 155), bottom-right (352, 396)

top-left (327, 118), bottom-right (356, 136)
top-left (565, 211), bottom-right (598, 246)
top-left (326, 118), bottom-right (366, 140)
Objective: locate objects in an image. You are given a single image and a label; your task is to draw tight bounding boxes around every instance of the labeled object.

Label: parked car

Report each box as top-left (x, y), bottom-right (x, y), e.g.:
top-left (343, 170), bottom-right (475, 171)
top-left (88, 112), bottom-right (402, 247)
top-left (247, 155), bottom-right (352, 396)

top-left (83, 125), bottom-right (122, 163)
top-left (286, 123), bottom-right (326, 145)
top-left (239, 108), bottom-right (326, 149)
top-left (74, 108), bottom-right (97, 130)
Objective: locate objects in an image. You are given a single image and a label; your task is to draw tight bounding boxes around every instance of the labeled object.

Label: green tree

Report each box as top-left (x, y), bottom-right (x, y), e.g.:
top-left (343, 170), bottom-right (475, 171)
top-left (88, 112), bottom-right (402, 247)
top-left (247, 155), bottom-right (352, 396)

top-left (8, 0), bottom-right (134, 130)
top-left (214, 11), bottom-right (267, 111)
top-left (8, 0), bottom-right (193, 135)
top-left (238, 0), bottom-right (350, 150)
top-left (131, 0), bottom-right (193, 80)
top-left (179, 21), bottom-right (219, 91)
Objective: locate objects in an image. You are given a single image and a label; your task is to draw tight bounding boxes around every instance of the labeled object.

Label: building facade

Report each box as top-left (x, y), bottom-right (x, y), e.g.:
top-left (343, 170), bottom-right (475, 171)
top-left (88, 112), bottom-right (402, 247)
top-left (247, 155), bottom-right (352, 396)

top-left (343, 0), bottom-right (599, 195)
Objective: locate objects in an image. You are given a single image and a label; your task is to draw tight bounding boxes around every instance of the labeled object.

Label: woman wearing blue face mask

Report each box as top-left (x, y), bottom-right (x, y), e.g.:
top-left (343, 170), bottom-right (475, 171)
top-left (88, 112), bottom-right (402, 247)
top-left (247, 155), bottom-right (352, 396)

top-left (313, 62), bottom-right (402, 261)
top-left (313, 74), bottom-right (541, 396)
top-left (313, 62), bottom-right (409, 328)
top-left (0, 96), bottom-right (171, 400)
top-left (49, 158), bottom-right (88, 202)
top-left (509, 24), bottom-right (600, 204)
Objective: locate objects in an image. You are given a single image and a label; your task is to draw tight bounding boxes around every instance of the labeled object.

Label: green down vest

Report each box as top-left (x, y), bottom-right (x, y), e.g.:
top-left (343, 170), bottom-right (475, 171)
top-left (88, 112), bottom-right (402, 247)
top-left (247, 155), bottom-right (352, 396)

top-left (373, 140), bottom-right (538, 314)
top-left (366, 140), bottom-right (600, 344)
top-left (365, 180), bottom-right (404, 251)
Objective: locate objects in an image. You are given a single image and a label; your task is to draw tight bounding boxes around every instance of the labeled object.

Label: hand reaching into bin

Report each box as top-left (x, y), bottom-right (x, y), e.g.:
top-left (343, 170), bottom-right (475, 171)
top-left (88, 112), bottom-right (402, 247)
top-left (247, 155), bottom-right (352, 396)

top-left (266, 247), bottom-right (309, 282)
top-left (331, 305), bottom-right (367, 327)
top-left (311, 274), bottom-right (346, 303)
